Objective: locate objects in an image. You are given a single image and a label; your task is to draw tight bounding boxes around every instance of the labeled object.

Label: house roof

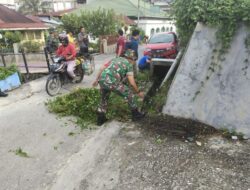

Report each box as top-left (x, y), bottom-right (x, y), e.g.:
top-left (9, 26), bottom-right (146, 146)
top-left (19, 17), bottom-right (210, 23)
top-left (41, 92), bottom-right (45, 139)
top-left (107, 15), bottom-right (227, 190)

top-left (73, 0), bottom-right (166, 18)
top-left (0, 5), bottom-right (48, 30)
top-left (122, 15), bottom-right (136, 25)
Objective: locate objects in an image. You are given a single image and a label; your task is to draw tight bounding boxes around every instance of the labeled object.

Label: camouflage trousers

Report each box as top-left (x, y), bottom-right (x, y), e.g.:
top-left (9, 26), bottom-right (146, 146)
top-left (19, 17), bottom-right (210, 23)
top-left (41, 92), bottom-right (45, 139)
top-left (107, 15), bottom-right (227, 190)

top-left (97, 81), bottom-right (137, 113)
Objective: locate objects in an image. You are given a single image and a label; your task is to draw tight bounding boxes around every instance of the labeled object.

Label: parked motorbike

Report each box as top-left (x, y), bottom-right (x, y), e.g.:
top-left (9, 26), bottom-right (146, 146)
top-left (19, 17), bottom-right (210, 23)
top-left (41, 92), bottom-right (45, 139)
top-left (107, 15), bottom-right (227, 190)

top-left (46, 55), bottom-right (84, 96)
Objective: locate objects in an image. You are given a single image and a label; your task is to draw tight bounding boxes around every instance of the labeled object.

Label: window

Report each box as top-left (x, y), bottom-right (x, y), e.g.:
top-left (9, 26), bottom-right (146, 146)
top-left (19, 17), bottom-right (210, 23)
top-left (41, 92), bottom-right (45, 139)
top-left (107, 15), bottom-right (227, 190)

top-left (148, 33), bottom-right (175, 44)
top-left (170, 27), bottom-right (173, 31)
top-left (150, 28), bottom-right (155, 36)
top-left (26, 31), bottom-right (35, 40)
top-left (34, 31), bottom-right (41, 39)
top-left (166, 27), bottom-right (169, 32)
top-left (77, 0), bottom-right (86, 3)
top-left (156, 28), bottom-right (160, 33)
top-left (161, 27), bottom-right (165, 32)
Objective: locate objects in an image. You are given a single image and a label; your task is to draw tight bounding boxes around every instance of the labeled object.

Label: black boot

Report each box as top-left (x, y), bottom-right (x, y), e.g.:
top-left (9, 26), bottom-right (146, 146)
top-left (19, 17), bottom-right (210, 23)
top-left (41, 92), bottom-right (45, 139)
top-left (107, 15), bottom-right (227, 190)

top-left (0, 90), bottom-right (8, 97)
top-left (131, 109), bottom-right (145, 121)
top-left (97, 112), bottom-right (107, 126)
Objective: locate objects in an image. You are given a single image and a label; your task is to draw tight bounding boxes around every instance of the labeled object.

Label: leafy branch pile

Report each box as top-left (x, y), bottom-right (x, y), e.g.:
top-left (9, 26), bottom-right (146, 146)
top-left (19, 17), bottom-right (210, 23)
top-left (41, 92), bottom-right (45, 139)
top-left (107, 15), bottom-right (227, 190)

top-left (47, 88), bottom-right (143, 126)
top-left (173, 0), bottom-right (250, 49)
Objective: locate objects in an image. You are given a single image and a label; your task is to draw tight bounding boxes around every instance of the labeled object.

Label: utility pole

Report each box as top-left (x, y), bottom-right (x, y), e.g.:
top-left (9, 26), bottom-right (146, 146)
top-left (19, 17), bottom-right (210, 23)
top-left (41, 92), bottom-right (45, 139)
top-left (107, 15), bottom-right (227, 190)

top-left (137, 0), bottom-right (140, 27)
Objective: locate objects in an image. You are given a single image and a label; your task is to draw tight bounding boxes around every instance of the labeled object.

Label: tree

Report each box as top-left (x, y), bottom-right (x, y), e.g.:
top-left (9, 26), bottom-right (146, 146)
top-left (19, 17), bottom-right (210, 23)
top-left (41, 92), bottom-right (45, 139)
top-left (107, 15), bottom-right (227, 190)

top-left (172, 0), bottom-right (250, 48)
top-left (18, 0), bottom-right (51, 15)
top-left (61, 8), bottom-right (122, 37)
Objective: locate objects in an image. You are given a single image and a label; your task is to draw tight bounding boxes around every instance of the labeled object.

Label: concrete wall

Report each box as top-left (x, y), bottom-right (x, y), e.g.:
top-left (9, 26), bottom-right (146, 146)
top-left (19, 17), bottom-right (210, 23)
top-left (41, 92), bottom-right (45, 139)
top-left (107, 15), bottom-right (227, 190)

top-left (163, 23), bottom-right (250, 137)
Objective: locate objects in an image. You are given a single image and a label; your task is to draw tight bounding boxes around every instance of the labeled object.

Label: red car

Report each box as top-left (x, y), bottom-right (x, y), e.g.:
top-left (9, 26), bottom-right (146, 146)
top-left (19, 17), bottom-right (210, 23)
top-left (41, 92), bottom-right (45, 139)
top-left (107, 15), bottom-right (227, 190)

top-left (144, 32), bottom-right (178, 59)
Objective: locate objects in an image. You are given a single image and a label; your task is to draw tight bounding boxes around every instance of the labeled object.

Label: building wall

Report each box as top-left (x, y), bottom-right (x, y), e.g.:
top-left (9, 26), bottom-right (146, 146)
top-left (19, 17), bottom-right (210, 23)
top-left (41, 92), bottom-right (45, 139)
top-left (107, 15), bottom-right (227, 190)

top-left (21, 30), bottom-right (46, 44)
top-left (52, 0), bottom-right (76, 11)
top-left (138, 19), bottom-right (176, 37)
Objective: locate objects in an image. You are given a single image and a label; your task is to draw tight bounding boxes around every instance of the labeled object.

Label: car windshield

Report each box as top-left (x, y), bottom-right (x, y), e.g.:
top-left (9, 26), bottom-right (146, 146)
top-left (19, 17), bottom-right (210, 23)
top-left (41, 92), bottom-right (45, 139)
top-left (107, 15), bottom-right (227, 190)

top-left (149, 33), bottom-right (174, 44)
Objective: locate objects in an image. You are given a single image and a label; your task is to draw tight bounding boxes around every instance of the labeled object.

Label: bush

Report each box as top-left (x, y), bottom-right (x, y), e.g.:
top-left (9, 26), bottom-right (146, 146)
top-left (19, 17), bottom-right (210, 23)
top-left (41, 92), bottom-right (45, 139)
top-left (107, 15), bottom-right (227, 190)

top-left (4, 31), bottom-right (22, 44)
top-left (89, 42), bottom-right (100, 53)
top-left (0, 31), bottom-right (22, 52)
top-left (20, 41), bottom-right (42, 53)
top-left (0, 65), bottom-right (18, 80)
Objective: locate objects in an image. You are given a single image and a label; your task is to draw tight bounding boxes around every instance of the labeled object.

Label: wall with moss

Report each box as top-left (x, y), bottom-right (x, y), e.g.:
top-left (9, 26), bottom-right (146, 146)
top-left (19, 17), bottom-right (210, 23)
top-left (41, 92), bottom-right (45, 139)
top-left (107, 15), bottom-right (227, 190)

top-left (163, 23), bottom-right (250, 137)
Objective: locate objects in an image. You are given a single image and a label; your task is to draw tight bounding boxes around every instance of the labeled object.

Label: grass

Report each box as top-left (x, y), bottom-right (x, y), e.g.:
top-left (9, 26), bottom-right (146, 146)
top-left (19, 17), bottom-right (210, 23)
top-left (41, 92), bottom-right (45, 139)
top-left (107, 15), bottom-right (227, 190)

top-left (15, 148), bottom-right (29, 158)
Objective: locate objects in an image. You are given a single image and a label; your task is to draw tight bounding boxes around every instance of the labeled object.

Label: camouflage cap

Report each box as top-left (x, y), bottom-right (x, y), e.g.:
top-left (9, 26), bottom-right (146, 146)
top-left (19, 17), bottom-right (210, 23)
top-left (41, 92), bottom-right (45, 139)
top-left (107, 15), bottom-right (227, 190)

top-left (124, 49), bottom-right (136, 60)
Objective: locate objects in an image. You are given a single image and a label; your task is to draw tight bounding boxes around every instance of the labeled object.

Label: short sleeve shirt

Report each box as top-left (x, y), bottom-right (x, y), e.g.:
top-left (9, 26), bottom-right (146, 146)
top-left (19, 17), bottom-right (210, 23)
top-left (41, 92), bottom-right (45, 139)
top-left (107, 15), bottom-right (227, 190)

top-left (100, 57), bottom-right (133, 85)
top-left (138, 55), bottom-right (149, 69)
top-left (56, 43), bottom-right (76, 60)
top-left (116, 36), bottom-right (126, 55)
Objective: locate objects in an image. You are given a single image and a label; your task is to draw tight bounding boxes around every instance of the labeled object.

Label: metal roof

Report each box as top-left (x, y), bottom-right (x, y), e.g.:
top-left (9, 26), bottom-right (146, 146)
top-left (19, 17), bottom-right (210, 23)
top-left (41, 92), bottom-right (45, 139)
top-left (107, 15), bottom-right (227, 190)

top-left (0, 5), bottom-right (48, 30)
top-left (73, 0), bottom-right (166, 18)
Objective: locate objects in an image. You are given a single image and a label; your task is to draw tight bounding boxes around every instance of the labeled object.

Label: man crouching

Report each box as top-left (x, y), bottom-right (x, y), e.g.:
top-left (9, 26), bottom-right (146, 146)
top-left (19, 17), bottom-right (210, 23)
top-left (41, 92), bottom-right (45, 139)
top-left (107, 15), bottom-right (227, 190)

top-left (96, 49), bottom-right (145, 126)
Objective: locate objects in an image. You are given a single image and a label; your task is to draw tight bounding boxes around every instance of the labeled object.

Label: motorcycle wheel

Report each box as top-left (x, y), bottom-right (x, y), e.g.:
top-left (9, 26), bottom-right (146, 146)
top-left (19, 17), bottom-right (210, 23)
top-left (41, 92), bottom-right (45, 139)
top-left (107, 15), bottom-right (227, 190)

top-left (46, 74), bottom-right (62, 96)
top-left (74, 64), bottom-right (84, 83)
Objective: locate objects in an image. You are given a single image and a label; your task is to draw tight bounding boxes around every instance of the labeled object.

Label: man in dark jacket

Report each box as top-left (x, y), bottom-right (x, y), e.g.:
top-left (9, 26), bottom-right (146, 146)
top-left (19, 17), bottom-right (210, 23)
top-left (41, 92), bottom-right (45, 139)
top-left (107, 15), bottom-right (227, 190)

top-left (78, 27), bottom-right (89, 54)
top-left (125, 29), bottom-right (140, 75)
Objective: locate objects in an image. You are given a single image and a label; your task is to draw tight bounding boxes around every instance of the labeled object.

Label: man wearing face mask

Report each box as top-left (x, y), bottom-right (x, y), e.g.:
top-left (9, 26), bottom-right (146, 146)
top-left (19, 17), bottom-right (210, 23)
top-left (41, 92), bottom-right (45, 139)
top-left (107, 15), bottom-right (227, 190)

top-left (56, 33), bottom-right (77, 82)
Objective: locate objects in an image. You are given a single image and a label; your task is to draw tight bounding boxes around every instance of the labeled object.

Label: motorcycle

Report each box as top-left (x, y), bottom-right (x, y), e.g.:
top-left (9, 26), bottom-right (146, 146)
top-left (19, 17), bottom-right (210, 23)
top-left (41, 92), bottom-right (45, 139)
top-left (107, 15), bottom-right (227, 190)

top-left (45, 55), bottom-right (85, 96)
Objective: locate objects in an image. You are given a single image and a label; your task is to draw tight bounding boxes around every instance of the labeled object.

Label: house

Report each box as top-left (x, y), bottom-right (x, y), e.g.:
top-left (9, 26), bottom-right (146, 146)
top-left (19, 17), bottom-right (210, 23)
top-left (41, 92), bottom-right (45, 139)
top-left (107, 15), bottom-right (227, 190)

top-left (0, 5), bottom-right (48, 44)
top-left (73, 0), bottom-right (176, 37)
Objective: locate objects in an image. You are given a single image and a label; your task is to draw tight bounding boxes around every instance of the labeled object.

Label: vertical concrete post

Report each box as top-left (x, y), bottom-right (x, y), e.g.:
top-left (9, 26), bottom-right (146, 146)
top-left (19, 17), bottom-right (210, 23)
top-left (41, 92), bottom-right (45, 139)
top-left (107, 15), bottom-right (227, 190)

top-left (103, 39), bottom-right (107, 54)
top-left (13, 43), bottom-right (19, 66)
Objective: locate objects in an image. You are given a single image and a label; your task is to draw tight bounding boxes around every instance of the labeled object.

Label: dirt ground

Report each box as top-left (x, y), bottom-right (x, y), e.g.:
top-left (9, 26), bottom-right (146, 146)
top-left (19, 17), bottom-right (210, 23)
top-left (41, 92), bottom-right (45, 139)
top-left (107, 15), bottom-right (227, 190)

top-left (67, 115), bottom-right (250, 190)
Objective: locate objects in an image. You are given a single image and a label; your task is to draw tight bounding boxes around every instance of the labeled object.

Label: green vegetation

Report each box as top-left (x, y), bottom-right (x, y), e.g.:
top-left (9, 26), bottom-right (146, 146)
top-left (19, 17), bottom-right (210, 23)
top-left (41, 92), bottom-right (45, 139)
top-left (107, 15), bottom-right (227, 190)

top-left (0, 31), bottom-right (22, 53)
top-left (220, 128), bottom-right (244, 140)
top-left (61, 8), bottom-right (121, 37)
top-left (143, 79), bottom-right (172, 114)
top-left (173, 0), bottom-right (250, 48)
top-left (15, 148), bottom-right (29, 158)
top-left (20, 41), bottom-right (42, 53)
top-left (47, 88), bottom-right (143, 127)
top-left (0, 65), bottom-right (19, 80)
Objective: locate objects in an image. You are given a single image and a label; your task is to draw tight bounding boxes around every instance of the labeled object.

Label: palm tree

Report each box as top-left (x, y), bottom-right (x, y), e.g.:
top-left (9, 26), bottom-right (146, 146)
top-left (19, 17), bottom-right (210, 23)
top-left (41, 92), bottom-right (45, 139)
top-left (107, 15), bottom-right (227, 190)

top-left (18, 0), bottom-right (52, 15)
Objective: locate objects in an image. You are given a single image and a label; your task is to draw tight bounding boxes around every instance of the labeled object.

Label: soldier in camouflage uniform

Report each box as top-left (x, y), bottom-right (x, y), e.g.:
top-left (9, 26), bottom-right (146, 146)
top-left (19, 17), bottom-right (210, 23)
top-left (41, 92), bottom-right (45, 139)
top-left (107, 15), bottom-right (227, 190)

top-left (96, 50), bottom-right (145, 125)
top-left (46, 29), bottom-right (59, 54)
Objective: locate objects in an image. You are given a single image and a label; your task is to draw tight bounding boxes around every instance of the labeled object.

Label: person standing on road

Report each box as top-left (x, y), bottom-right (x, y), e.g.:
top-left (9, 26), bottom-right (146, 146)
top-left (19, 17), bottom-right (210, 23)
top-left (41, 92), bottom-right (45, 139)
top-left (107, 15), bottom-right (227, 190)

top-left (116, 29), bottom-right (126, 57)
top-left (126, 29), bottom-right (140, 60)
top-left (96, 49), bottom-right (145, 126)
top-left (46, 29), bottom-right (59, 54)
top-left (78, 27), bottom-right (89, 55)
top-left (67, 31), bottom-right (75, 45)
top-left (125, 29), bottom-right (140, 75)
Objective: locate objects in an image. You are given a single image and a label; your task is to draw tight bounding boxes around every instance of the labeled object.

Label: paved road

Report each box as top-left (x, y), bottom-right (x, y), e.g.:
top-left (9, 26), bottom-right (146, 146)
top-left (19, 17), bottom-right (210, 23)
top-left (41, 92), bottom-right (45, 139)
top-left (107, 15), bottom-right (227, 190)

top-left (1, 47), bottom-right (248, 190)
top-left (0, 53), bottom-right (116, 190)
